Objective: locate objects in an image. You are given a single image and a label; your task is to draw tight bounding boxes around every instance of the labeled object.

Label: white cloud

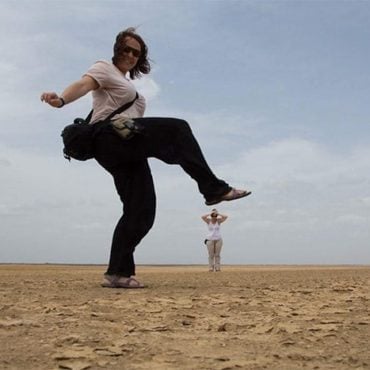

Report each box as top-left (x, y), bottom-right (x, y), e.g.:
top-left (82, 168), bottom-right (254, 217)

top-left (1, 127), bottom-right (369, 265)
top-left (217, 138), bottom-right (370, 192)
top-left (335, 214), bottom-right (368, 225)
top-left (132, 75), bottom-right (161, 101)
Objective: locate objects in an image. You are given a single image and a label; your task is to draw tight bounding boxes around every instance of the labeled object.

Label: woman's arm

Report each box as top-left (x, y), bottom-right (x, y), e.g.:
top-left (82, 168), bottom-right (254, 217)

top-left (218, 214), bottom-right (228, 224)
top-left (40, 75), bottom-right (99, 108)
top-left (201, 214), bottom-right (210, 223)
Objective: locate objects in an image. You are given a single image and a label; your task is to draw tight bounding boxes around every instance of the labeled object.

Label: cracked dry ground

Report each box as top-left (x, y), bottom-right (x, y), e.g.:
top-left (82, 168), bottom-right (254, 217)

top-left (0, 265), bottom-right (369, 370)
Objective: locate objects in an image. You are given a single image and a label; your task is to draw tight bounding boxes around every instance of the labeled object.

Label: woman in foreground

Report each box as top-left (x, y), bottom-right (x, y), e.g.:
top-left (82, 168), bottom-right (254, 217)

top-left (41, 27), bottom-right (251, 288)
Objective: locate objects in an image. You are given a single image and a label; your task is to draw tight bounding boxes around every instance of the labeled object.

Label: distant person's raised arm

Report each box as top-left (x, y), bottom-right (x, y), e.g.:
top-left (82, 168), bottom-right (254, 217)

top-left (201, 214), bottom-right (210, 223)
top-left (218, 213), bottom-right (228, 223)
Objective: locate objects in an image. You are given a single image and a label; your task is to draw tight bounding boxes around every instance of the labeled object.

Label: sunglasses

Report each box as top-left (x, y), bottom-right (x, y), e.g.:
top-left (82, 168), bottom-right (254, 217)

top-left (122, 46), bottom-right (141, 58)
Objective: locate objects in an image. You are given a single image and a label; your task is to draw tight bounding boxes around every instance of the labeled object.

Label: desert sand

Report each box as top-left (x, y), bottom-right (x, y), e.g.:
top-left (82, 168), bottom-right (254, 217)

top-left (0, 264), bottom-right (369, 370)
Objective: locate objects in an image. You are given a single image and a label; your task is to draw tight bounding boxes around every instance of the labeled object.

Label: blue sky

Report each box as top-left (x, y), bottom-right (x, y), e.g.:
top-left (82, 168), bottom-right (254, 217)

top-left (1, 0), bottom-right (369, 265)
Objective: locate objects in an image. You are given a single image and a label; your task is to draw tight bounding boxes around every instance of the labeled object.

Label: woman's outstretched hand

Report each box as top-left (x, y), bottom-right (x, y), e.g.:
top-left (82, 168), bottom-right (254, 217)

top-left (40, 92), bottom-right (63, 108)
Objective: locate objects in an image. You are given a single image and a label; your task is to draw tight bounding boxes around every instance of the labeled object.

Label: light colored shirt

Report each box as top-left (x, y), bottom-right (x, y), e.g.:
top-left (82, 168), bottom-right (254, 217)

top-left (84, 60), bottom-right (146, 124)
top-left (207, 222), bottom-right (222, 240)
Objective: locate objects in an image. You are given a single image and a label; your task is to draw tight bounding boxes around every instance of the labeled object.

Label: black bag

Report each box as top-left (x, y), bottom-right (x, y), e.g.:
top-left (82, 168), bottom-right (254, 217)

top-left (61, 118), bottom-right (95, 161)
top-left (61, 93), bottom-right (139, 161)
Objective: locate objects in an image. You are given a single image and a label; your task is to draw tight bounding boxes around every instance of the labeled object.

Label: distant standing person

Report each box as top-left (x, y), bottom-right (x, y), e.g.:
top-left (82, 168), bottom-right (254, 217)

top-left (201, 209), bottom-right (227, 272)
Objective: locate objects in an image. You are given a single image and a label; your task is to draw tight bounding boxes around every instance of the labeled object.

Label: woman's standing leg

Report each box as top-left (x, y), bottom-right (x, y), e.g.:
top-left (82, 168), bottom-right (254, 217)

top-left (214, 239), bottom-right (223, 272)
top-left (206, 240), bottom-right (216, 272)
top-left (107, 160), bottom-right (156, 277)
top-left (94, 127), bottom-right (156, 279)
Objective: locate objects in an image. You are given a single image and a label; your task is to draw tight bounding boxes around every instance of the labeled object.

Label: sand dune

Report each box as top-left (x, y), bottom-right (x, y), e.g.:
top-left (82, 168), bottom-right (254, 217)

top-left (0, 264), bottom-right (369, 369)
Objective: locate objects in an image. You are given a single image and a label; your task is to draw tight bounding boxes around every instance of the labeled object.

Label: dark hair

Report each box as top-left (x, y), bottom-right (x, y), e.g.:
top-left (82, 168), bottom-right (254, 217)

top-left (112, 27), bottom-right (151, 79)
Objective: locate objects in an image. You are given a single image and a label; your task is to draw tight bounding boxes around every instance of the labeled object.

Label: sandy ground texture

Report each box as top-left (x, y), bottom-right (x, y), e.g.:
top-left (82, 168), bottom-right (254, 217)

top-left (0, 265), bottom-right (369, 370)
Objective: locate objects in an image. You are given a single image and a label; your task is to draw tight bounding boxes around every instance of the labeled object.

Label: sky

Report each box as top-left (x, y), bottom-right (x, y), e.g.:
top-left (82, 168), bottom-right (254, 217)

top-left (1, 0), bottom-right (369, 265)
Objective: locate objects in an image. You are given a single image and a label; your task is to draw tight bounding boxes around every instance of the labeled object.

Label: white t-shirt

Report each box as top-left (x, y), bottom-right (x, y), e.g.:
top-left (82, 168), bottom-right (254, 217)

top-left (207, 222), bottom-right (222, 241)
top-left (84, 60), bottom-right (146, 124)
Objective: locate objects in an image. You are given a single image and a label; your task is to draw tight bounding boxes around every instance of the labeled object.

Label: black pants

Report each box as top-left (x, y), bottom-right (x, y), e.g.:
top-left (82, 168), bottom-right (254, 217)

top-left (94, 117), bottom-right (230, 277)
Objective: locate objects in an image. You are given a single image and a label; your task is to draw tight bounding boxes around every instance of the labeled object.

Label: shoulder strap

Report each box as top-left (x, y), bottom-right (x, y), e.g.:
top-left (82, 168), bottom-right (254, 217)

top-left (85, 92), bottom-right (139, 124)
